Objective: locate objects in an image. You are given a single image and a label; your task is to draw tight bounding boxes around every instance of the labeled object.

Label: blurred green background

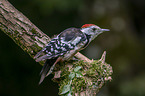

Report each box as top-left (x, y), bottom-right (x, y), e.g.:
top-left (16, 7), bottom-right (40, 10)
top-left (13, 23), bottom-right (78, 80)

top-left (0, 0), bottom-right (145, 96)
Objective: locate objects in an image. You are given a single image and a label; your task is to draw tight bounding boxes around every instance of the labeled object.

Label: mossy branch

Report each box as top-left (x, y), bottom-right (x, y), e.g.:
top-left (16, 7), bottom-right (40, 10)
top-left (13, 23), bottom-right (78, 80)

top-left (53, 51), bottom-right (113, 96)
top-left (0, 0), bottom-right (113, 96)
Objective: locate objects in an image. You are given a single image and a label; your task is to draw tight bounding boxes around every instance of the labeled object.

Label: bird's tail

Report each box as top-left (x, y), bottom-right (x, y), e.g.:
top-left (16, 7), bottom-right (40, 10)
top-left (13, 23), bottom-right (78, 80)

top-left (39, 58), bottom-right (57, 84)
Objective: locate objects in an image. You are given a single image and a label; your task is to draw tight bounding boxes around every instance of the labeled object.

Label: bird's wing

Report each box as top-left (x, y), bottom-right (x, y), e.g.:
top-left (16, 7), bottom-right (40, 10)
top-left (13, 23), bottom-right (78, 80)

top-left (34, 28), bottom-right (87, 62)
top-left (59, 28), bottom-right (87, 45)
top-left (34, 38), bottom-right (66, 62)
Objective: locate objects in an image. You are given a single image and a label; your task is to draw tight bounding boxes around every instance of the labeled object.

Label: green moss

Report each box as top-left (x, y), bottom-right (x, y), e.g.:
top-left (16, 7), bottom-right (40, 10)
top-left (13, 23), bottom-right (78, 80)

top-left (72, 77), bottom-right (86, 92)
top-left (30, 28), bottom-right (41, 36)
top-left (58, 60), bottom-right (113, 95)
top-left (31, 28), bottom-right (37, 34)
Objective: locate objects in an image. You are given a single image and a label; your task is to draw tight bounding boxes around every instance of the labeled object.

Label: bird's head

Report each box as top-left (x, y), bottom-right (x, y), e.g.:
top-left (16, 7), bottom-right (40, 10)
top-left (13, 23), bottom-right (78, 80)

top-left (81, 24), bottom-right (109, 41)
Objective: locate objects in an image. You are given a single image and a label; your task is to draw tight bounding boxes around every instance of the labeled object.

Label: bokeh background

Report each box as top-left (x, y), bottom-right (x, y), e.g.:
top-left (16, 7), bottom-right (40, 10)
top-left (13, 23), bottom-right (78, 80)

top-left (0, 0), bottom-right (145, 96)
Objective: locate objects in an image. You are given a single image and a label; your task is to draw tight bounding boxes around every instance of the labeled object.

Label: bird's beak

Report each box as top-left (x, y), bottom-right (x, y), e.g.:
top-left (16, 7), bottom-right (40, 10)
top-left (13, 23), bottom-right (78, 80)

top-left (101, 29), bottom-right (110, 32)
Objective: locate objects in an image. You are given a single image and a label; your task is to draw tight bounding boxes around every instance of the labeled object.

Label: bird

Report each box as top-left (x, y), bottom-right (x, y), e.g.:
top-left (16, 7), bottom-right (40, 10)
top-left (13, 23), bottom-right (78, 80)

top-left (34, 24), bottom-right (109, 84)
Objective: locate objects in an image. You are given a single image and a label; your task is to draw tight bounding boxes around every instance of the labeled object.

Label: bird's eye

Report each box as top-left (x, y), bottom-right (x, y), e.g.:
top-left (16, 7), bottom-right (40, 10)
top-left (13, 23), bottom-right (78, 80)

top-left (92, 28), bottom-right (97, 31)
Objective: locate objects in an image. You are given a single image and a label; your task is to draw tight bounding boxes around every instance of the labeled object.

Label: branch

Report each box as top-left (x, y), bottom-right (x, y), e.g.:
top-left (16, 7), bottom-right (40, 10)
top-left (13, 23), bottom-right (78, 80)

top-left (0, 0), bottom-right (90, 65)
top-left (0, 0), bottom-right (113, 96)
top-left (56, 51), bottom-right (113, 96)
top-left (0, 0), bottom-right (50, 64)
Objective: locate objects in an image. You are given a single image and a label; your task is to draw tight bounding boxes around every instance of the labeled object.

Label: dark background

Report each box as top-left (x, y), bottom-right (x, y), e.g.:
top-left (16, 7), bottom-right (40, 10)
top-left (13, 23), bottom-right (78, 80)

top-left (0, 0), bottom-right (145, 96)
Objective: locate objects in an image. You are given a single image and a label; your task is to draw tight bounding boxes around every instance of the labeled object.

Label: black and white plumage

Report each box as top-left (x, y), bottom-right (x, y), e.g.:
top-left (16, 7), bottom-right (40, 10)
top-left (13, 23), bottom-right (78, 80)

top-left (35, 28), bottom-right (87, 61)
top-left (34, 24), bottom-right (109, 84)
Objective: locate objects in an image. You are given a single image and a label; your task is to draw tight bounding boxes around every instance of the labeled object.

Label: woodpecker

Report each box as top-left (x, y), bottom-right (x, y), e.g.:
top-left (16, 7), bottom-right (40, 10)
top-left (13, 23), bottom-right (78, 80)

top-left (34, 24), bottom-right (109, 84)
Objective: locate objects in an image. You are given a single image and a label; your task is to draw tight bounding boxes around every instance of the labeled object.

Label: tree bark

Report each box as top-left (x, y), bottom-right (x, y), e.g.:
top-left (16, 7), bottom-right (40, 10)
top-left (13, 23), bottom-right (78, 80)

top-left (0, 0), bottom-right (50, 64)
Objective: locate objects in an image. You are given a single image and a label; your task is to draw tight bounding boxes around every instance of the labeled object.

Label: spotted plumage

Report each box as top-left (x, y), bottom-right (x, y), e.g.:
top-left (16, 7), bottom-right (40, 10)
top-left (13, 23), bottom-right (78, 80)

top-left (34, 24), bottom-right (109, 84)
top-left (35, 28), bottom-right (87, 62)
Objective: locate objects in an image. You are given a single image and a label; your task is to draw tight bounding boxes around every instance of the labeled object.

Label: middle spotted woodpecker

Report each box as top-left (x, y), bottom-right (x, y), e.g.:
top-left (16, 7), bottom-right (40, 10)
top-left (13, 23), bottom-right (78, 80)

top-left (34, 24), bottom-right (109, 84)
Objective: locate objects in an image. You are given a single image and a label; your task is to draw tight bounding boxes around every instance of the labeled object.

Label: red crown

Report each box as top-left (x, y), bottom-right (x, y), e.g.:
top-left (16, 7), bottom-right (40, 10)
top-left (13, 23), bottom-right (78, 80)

top-left (81, 24), bottom-right (96, 28)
